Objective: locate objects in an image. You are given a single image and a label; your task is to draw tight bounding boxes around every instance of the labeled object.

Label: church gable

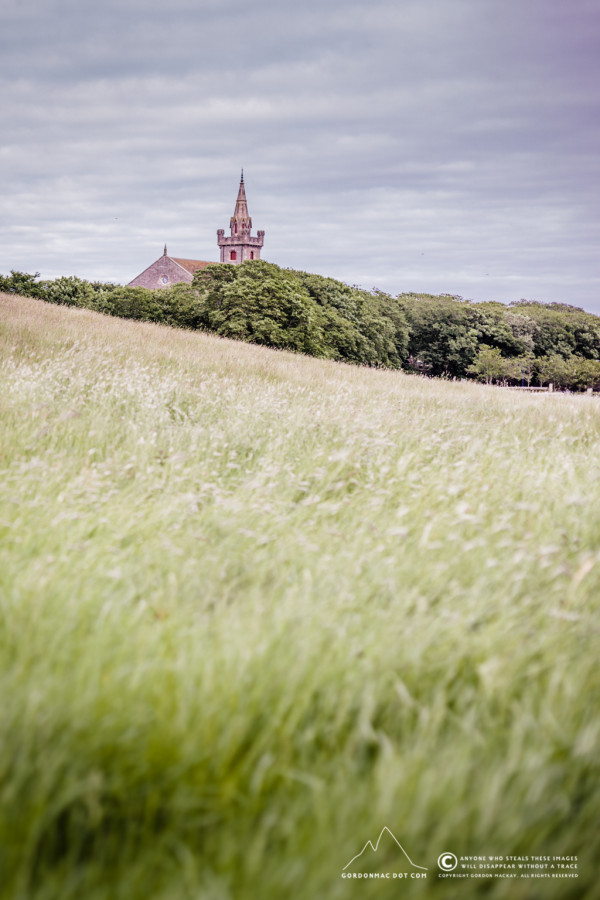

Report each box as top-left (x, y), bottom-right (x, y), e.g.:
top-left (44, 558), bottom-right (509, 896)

top-left (128, 247), bottom-right (211, 289)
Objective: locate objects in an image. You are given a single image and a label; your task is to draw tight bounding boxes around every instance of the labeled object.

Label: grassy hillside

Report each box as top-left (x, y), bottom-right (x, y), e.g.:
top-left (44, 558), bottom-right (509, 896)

top-left (0, 293), bottom-right (598, 900)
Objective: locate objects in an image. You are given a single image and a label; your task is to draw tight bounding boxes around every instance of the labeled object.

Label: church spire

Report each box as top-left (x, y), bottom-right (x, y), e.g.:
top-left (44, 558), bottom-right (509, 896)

top-left (231, 170), bottom-right (251, 235)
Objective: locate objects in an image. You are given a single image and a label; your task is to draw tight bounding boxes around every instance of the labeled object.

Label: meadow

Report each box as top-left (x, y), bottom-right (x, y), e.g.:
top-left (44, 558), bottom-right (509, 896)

top-left (0, 292), bottom-right (598, 899)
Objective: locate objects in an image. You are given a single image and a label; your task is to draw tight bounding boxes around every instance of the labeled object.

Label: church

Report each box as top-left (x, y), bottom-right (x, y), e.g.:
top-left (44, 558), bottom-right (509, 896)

top-left (128, 173), bottom-right (265, 289)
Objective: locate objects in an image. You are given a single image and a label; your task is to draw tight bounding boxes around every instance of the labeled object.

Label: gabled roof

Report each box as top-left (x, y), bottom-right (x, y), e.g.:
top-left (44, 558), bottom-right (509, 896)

top-left (127, 252), bottom-right (216, 289)
top-left (171, 258), bottom-right (213, 274)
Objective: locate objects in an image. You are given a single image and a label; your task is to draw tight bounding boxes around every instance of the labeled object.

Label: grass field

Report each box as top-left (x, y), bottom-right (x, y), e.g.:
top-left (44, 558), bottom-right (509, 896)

top-left (0, 293), bottom-right (598, 899)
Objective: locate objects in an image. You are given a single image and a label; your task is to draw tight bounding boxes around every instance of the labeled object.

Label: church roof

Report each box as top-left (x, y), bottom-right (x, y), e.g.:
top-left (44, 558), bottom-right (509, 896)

top-left (171, 257), bottom-right (213, 274)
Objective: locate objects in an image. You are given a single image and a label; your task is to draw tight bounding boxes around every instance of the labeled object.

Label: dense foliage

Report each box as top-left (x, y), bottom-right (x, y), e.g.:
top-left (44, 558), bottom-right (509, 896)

top-left (398, 292), bottom-right (600, 389)
top-left (191, 262), bottom-right (409, 366)
top-left (2, 266), bottom-right (600, 389)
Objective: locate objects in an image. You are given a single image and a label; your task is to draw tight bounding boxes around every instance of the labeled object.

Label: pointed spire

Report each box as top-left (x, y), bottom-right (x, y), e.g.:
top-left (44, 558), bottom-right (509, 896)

top-left (230, 170), bottom-right (251, 235)
top-left (235, 172), bottom-right (248, 212)
top-left (163, 244), bottom-right (167, 256)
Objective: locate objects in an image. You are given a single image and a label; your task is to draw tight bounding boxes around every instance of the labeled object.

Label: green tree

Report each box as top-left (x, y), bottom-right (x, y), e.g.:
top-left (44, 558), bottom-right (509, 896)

top-left (567, 359), bottom-right (600, 392)
top-left (154, 284), bottom-right (205, 330)
top-left (398, 294), bottom-right (478, 377)
top-left (193, 261), bottom-right (330, 357)
top-left (0, 271), bottom-right (44, 297)
top-left (293, 272), bottom-right (409, 366)
top-left (192, 262), bottom-right (409, 366)
top-left (535, 354), bottom-right (572, 389)
top-left (467, 345), bottom-right (520, 384)
top-left (505, 311), bottom-right (538, 354)
top-left (97, 286), bottom-right (165, 323)
top-left (466, 303), bottom-right (523, 357)
top-left (40, 276), bottom-right (97, 308)
top-left (509, 301), bottom-right (600, 360)
top-left (514, 353), bottom-right (536, 387)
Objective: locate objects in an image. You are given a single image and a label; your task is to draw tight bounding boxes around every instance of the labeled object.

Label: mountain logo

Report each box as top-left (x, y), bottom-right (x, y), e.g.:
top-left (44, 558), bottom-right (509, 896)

top-left (343, 826), bottom-right (428, 873)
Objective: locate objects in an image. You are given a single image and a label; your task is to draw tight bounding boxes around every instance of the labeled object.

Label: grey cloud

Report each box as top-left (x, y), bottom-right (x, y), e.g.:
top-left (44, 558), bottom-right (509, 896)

top-left (1, 0), bottom-right (598, 309)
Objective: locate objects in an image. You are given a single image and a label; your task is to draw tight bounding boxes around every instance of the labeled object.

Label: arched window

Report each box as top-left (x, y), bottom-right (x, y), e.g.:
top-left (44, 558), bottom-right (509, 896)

top-left (234, 223), bottom-right (238, 234)
top-left (250, 251), bottom-right (254, 260)
top-left (230, 250), bottom-right (237, 261)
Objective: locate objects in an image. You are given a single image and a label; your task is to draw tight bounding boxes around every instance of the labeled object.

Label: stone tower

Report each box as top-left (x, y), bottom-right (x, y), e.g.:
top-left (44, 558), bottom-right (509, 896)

top-left (217, 172), bottom-right (265, 263)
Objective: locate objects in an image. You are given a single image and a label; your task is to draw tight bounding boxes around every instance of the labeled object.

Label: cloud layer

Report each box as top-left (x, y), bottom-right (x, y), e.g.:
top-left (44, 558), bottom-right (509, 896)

top-left (1, 0), bottom-right (599, 308)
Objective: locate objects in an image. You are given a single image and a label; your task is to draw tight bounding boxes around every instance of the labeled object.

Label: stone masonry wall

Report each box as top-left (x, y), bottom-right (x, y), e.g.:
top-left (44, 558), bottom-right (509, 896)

top-left (128, 256), bottom-right (194, 289)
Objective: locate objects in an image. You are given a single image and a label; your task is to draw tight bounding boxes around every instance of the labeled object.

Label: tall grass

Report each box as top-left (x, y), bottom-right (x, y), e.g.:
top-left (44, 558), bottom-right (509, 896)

top-left (0, 293), bottom-right (598, 899)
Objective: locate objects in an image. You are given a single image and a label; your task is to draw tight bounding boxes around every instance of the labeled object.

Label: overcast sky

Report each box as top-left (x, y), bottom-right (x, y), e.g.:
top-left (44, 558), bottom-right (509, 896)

top-left (1, 0), bottom-right (599, 310)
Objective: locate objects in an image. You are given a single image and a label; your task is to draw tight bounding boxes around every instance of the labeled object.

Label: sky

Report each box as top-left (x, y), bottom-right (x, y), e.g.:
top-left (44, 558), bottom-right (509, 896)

top-left (1, 0), bottom-right (599, 310)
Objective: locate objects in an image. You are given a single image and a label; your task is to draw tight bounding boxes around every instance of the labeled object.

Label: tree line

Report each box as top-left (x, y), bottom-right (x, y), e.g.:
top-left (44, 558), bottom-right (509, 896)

top-left (2, 264), bottom-right (600, 390)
